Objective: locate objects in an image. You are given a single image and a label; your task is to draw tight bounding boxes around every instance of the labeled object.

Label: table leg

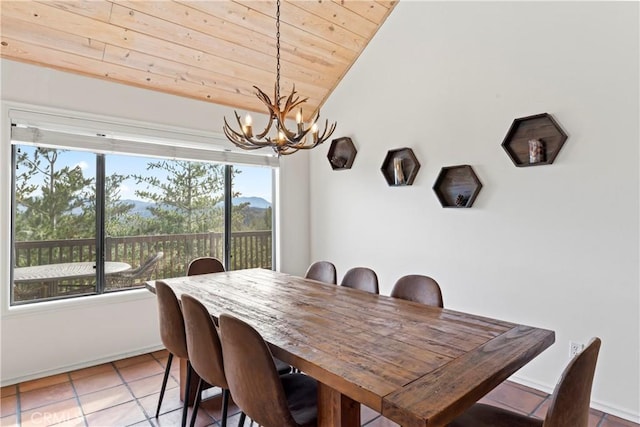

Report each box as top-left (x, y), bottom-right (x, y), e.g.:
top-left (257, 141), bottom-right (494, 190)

top-left (317, 382), bottom-right (360, 427)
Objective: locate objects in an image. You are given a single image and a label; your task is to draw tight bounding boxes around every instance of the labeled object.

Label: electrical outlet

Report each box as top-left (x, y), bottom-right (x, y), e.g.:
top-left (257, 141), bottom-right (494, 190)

top-left (569, 341), bottom-right (584, 358)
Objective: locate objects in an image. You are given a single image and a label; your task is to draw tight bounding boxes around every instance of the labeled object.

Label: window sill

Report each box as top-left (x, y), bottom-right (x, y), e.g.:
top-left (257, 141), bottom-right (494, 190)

top-left (2, 288), bottom-right (155, 319)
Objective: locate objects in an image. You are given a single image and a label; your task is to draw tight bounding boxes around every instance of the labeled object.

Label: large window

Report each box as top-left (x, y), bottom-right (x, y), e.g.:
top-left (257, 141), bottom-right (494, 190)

top-left (11, 135), bottom-right (274, 305)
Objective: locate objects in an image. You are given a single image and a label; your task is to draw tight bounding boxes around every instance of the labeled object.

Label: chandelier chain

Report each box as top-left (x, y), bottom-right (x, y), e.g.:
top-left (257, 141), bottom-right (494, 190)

top-left (276, 0), bottom-right (281, 103)
top-left (222, 0), bottom-right (336, 156)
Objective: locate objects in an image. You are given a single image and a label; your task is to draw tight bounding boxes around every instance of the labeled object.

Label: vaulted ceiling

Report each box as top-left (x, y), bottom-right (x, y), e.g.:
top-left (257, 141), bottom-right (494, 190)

top-left (0, 1), bottom-right (396, 121)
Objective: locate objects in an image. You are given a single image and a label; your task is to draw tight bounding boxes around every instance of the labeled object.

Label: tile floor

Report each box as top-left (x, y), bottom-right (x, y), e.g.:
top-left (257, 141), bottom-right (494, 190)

top-left (0, 349), bottom-right (637, 427)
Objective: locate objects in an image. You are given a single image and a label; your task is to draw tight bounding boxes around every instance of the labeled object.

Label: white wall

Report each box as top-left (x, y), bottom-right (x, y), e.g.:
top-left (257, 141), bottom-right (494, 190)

top-left (0, 59), bottom-right (311, 384)
top-left (312, 1), bottom-right (639, 422)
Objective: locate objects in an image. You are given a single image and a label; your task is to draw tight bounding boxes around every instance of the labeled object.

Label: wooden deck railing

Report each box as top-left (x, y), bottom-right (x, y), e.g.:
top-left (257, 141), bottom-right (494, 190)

top-left (13, 230), bottom-right (272, 303)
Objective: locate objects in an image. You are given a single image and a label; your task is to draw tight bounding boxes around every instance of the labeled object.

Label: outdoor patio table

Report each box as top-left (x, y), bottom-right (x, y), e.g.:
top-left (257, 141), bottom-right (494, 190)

top-left (147, 268), bottom-right (555, 427)
top-left (14, 261), bottom-right (132, 282)
top-left (14, 261), bottom-right (132, 298)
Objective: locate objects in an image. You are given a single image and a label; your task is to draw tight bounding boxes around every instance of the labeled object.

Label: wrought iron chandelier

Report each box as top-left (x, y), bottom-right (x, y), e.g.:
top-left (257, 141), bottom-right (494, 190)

top-left (223, 0), bottom-right (336, 156)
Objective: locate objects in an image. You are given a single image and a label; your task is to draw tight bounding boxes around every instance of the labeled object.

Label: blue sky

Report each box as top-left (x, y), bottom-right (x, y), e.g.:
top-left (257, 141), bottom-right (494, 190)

top-left (17, 146), bottom-right (272, 203)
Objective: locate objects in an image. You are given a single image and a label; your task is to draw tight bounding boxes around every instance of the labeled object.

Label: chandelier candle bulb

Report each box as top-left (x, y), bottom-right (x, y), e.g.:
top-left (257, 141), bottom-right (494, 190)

top-left (296, 109), bottom-right (304, 133)
top-left (243, 115), bottom-right (253, 138)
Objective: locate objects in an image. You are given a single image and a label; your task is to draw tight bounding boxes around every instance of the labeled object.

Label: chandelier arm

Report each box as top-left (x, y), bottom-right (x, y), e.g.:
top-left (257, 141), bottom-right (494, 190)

top-left (320, 120), bottom-right (338, 142)
top-left (280, 121), bottom-right (312, 141)
top-left (223, 127), bottom-right (264, 150)
top-left (224, 114), bottom-right (276, 148)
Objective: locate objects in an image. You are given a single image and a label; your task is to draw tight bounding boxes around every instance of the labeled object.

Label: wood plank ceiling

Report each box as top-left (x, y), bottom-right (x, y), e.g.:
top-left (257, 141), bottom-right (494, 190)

top-left (0, 1), bottom-right (397, 121)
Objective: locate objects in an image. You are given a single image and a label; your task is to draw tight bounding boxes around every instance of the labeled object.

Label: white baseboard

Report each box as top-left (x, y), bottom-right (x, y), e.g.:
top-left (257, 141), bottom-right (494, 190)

top-left (512, 375), bottom-right (640, 424)
top-left (0, 344), bottom-right (165, 387)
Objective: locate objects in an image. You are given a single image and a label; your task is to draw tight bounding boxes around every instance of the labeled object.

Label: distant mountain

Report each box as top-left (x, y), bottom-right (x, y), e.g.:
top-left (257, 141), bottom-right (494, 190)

top-left (122, 199), bottom-right (155, 217)
top-left (232, 197), bottom-right (271, 209)
top-left (121, 197), bottom-right (271, 217)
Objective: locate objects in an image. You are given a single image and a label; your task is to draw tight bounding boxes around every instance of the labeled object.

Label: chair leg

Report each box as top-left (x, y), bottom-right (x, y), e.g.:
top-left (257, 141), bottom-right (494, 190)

top-left (189, 377), bottom-right (204, 427)
top-left (155, 352), bottom-right (173, 418)
top-left (220, 389), bottom-right (230, 427)
top-left (182, 361), bottom-right (194, 427)
top-left (237, 412), bottom-right (246, 427)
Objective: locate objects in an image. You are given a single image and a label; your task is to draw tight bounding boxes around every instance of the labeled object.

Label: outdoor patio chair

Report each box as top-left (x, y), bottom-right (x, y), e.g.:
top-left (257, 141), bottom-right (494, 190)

top-left (108, 251), bottom-right (163, 288)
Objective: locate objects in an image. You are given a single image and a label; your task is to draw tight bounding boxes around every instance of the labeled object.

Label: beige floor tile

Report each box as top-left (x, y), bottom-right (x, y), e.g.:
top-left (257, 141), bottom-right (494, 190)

top-left (365, 416), bottom-right (400, 427)
top-left (601, 414), bottom-right (640, 427)
top-left (84, 400), bottom-right (146, 426)
top-left (118, 360), bottom-right (165, 383)
top-left (0, 395), bottom-right (17, 417)
top-left (137, 387), bottom-right (183, 418)
top-left (150, 406), bottom-right (214, 427)
top-left (127, 373), bottom-right (177, 399)
top-left (0, 386), bottom-right (17, 398)
top-left (361, 405), bottom-right (380, 424)
top-left (20, 383), bottom-right (75, 412)
top-left (482, 381), bottom-right (546, 414)
top-left (69, 363), bottom-right (116, 381)
top-left (78, 384), bottom-right (135, 415)
top-left (72, 370), bottom-right (123, 396)
top-left (20, 398), bottom-right (83, 427)
top-left (19, 374), bottom-right (69, 393)
top-left (150, 350), bottom-right (169, 360)
top-left (0, 414), bottom-right (18, 427)
top-left (113, 354), bottom-right (154, 369)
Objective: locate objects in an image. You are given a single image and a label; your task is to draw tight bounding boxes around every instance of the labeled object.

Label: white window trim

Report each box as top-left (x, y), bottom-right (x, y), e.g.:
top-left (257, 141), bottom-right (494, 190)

top-left (1, 101), bottom-right (279, 317)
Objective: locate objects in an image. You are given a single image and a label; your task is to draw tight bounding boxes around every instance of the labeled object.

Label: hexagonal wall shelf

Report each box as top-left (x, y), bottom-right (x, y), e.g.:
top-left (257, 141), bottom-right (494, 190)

top-left (501, 113), bottom-right (568, 167)
top-left (381, 148), bottom-right (420, 186)
top-left (433, 165), bottom-right (482, 208)
top-left (327, 137), bottom-right (357, 170)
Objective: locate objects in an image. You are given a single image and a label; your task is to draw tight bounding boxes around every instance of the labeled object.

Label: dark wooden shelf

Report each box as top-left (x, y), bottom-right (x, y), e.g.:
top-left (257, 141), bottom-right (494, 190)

top-left (501, 113), bottom-right (568, 167)
top-left (327, 137), bottom-right (357, 170)
top-left (381, 148), bottom-right (420, 186)
top-left (433, 165), bottom-right (482, 208)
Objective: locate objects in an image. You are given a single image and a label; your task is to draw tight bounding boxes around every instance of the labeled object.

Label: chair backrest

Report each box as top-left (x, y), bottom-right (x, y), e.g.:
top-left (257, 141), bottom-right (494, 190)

top-left (187, 257), bottom-right (225, 276)
top-left (390, 274), bottom-right (443, 308)
top-left (340, 267), bottom-right (379, 294)
top-left (129, 251), bottom-right (164, 277)
top-left (219, 314), bottom-right (299, 427)
top-left (180, 294), bottom-right (228, 390)
top-left (304, 261), bottom-right (337, 284)
top-left (155, 281), bottom-right (188, 359)
top-left (543, 337), bottom-right (601, 427)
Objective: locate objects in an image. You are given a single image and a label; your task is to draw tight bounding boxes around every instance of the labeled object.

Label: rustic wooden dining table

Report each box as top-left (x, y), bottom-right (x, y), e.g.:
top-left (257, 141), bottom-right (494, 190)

top-left (146, 268), bottom-right (555, 427)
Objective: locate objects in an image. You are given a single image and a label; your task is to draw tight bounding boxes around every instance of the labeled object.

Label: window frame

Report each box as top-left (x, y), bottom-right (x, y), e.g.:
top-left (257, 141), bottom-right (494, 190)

top-left (3, 102), bottom-right (279, 314)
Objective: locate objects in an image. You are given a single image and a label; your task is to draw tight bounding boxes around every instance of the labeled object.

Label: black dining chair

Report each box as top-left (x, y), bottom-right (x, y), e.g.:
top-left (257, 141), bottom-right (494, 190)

top-left (447, 337), bottom-right (601, 427)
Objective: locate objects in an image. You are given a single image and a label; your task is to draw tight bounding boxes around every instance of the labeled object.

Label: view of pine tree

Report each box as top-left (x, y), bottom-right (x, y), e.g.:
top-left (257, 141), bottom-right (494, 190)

top-left (14, 148), bottom-right (94, 241)
top-left (132, 160), bottom-right (230, 234)
top-left (103, 174), bottom-right (135, 237)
